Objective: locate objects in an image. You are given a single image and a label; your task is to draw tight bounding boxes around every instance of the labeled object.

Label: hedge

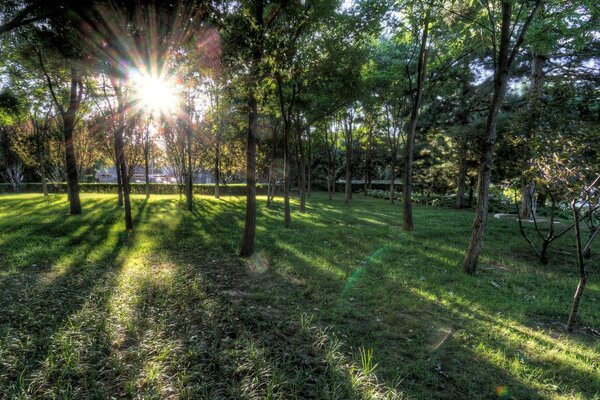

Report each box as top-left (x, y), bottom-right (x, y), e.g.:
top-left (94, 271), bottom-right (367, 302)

top-left (0, 182), bottom-right (278, 196)
top-left (365, 189), bottom-right (516, 213)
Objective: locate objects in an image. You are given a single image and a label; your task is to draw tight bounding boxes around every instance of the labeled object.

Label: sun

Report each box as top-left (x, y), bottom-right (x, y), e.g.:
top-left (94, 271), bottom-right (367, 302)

top-left (131, 71), bottom-right (179, 114)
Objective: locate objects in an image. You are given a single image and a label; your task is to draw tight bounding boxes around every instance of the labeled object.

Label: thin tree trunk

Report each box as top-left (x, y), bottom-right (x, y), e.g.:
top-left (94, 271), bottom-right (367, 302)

top-left (567, 205), bottom-right (588, 331)
top-left (296, 116), bottom-right (306, 213)
top-left (307, 130), bottom-right (312, 199)
top-left (62, 73), bottom-right (82, 215)
top-left (215, 121), bottom-right (221, 199)
top-left (364, 125), bottom-right (372, 197)
top-left (266, 161), bottom-right (273, 207)
top-left (403, 7), bottom-right (430, 231)
top-left (468, 175), bottom-right (475, 207)
top-left (240, 93), bottom-right (258, 256)
top-left (111, 77), bottom-right (132, 230)
top-left (390, 157), bottom-right (396, 204)
top-left (276, 74), bottom-right (292, 227)
top-left (41, 165), bottom-right (48, 196)
top-left (456, 143), bottom-right (468, 209)
top-left (144, 123), bottom-right (150, 199)
top-left (520, 51), bottom-right (545, 219)
top-left (115, 158), bottom-right (123, 206)
top-left (186, 115), bottom-right (193, 212)
top-left (34, 119), bottom-right (48, 197)
top-left (240, 0), bottom-right (263, 257)
top-left (343, 114), bottom-right (353, 207)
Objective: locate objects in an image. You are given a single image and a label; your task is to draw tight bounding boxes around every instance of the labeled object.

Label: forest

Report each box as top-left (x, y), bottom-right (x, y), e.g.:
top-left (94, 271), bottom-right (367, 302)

top-left (0, 0), bottom-right (599, 399)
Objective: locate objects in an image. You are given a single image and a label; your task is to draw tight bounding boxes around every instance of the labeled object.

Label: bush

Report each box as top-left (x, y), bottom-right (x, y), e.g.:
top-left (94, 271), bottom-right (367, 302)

top-left (0, 182), bottom-right (277, 196)
top-left (365, 189), bottom-right (514, 212)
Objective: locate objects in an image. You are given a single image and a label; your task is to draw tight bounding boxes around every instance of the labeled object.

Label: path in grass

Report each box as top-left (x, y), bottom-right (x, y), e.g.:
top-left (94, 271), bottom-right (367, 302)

top-left (0, 193), bottom-right (598, 399)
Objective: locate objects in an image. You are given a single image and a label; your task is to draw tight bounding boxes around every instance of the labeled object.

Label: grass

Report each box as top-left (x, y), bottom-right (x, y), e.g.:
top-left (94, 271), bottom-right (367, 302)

top-left (0, 192), bottom-right (598, 399)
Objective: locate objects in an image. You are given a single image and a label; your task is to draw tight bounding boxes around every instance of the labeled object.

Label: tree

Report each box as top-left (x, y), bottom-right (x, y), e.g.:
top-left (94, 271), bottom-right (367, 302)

top-left (463, 0), bottom-right (543, 274)
top-left (402, 4), bottom-right (430, 230)
top-left (36, 48), bottom-right (84, 214)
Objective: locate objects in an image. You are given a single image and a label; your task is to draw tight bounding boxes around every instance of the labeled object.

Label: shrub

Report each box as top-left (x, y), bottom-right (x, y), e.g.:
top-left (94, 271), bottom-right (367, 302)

top-left (0, 182), bottom-right (277, 196)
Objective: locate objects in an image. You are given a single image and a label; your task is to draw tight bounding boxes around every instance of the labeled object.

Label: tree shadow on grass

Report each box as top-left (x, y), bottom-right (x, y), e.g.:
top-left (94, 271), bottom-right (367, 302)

top-left (94, 195), bottom-right (556, 399)
top-left (85, 196), bottom-right (402, 399)
top-left (1, 194), bottom-right (597, 399)
top-left (0, 196), bottom-right (149, 398)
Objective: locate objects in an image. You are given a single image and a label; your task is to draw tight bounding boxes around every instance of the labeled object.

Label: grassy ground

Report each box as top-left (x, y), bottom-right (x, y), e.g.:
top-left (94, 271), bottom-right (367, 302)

top-left (0, 192), bottom-right (598, 399)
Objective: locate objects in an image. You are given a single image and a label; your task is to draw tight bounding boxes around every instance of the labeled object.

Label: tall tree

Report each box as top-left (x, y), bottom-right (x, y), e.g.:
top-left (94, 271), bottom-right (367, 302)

top-left (463, 0), bottom-right (543, 274)
top-left (403, 6), bottom-right (430, 231)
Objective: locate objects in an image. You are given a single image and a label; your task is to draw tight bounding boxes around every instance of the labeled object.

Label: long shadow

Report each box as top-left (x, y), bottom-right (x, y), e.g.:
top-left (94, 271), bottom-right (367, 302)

top-left (99, 195), bottom-right (569, 399)
top-left (0, 195), bottom-right (136, 397)
top-left (2, 193), bottom-right (596, 398)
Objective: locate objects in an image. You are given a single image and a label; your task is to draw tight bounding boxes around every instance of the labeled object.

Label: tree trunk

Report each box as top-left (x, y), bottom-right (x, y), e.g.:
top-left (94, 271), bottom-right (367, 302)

top-left (215, 122), bottom-right (221, 199)
top-left (240, 1), bottom-right (263, 257)
top-left (186, 116), bottom-right (193, 212)
top-left (115, 158), bottom-right (123, 206)
top-left (463, 2), bottom-right (513, 273)
top-left (468, 175), bottom-right (475, 207)
top-left (520, 51), bottom-right (545, 220)
top-left (364, 123), bottom-right (373, 197)
top-left (144, 125), bottom-right (150, 199)
top-left (62, 68), bottom-right (82, 215)
top-left (463, 0), bottom-right (542, 273)
top-left (296, 116), bottom-right (306, 213)
top-left (240, 93), bottom-right (258, 256)
top-left (403, 7), bottom-right (430, 232)
top-left (567, 205), bottom-right (588, 332)
top-left (41, 164), bottom-right (48, 196)
top-left (389, 157), bottom-right (396, 204)
top-left (276, 74), bottom-right (292, 227)
top-left (343, 114), bottom-right (353, 207)
top-left (266, 161), bottom-right (273, 207)
top-left (307, 131), bottom-right (312, 199)
top-left (34, 120), bottom-right (48, 197)
top-left (456, 143), bottom-right (468, 209)
top-left (111, 77), bottom-right (132, 230)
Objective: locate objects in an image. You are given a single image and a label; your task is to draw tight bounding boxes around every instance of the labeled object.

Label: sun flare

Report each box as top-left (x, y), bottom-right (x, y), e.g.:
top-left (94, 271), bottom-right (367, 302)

top-left (131, 72), bottom-right (179, 114)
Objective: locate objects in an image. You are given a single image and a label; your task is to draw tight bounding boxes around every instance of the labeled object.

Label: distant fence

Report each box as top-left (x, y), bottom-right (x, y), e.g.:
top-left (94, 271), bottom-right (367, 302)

top-left (0, 183), bottom-right (280, 196)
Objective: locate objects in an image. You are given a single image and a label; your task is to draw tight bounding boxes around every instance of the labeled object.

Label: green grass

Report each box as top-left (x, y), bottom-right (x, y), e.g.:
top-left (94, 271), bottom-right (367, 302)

top-left (0, 192), bottom-right (598, 399)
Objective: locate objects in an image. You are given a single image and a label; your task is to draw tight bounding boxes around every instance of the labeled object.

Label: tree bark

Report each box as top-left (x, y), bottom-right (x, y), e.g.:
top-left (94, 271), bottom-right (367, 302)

top-left (403, 7), bottom-right (430, 231)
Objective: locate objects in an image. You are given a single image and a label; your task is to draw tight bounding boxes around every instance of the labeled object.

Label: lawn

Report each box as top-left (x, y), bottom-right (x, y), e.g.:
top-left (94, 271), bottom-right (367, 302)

top-left (0, 192), bottom-right (598, 399)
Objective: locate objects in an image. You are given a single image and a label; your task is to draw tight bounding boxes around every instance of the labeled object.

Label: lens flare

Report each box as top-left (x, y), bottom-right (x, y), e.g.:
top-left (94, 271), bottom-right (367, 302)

top-left (131, 71), bottom-right (179, 114)
top-left (495, 385), bottom-right (509, 398)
